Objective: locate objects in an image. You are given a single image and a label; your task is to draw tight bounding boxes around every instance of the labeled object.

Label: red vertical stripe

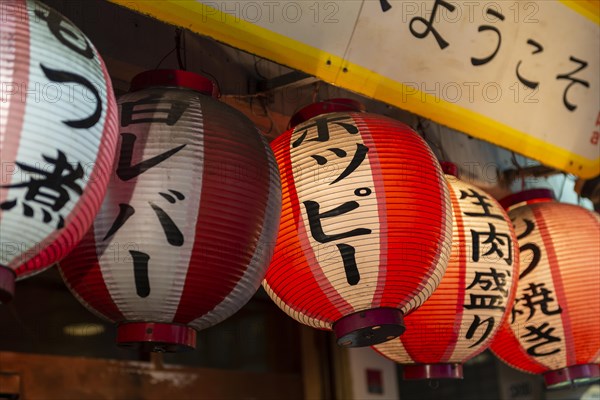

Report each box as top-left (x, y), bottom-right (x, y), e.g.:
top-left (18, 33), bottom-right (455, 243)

top-left (14, 48), bottom-right (118, 277)
top-left (265, 128), bottom-right (346, 325)
top-left (59, 225), bottom-right (124, 321)
top-left (356, 115), bottom-right (388, 309)
top-left (173, 101), bottom-right (272, 323)
top-left (441, 181), bottom-right (467, 361)
top-left (533, 206), bottom-right (575, 367)
top-left (491, 322), bottom-right (548, 374)
top-left (398, 179), bottom-right (466, 363)
top-left (0, 0), bottom-right (30, 209)
top-left (374, 114), bottom-right (449, 309)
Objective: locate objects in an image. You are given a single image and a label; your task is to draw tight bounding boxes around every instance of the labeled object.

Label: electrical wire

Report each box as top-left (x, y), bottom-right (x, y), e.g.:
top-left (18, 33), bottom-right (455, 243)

top-left (154, 48), bottom-right (176, 70)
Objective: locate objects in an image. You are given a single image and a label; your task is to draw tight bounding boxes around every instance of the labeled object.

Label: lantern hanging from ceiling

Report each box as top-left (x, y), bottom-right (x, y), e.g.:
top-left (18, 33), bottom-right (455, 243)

top-left (59, 70), bottom-right (282, 351)
top-left (374, 163), bottom-right (519, 379)
top-left (490, 189), bottom-right (600, 389)
top-left (0, 0), bottom-right (118, 302)
top-left (263, 99), bottom-right (453, 347)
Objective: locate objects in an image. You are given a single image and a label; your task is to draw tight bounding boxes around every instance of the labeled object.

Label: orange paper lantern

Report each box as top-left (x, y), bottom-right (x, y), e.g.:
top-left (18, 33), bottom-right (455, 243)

top-left (491, 189), bottom-right (600, 388)
top-left (374, 164), bottom-right (519, 379)
top-left (263, 100), bottom-right (452, 347)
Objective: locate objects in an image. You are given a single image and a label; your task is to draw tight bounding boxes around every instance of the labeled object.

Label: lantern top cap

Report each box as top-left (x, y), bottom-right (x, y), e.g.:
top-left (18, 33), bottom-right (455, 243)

top-left (500, 188), bottom-right (555, 210)
top-left (441, 162), bottom-right (459, 178)
top-left (289, 98), bottom-right (365, 128)
top-left (130, 70), bottom-right (217, 97)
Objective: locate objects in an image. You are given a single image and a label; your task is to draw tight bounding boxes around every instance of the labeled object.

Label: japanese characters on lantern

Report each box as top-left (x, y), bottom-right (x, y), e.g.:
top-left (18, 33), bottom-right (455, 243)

top-left (0, 0), bottom-right (118, 301)
top-left (491, 189), bottom-right (600, 388)
top-left (264, 100), bottom-right (452, 347)
top-left (374, 167), bottom-right (518, 379)
top-left (380, 0), bottom-right (591, 114)
top-left (59, 70), bottom-right (281, 351)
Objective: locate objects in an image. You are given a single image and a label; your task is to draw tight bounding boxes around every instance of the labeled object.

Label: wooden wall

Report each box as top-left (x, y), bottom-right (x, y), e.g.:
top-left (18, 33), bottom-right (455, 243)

top-left (0, 351), bottom-right (303, 399)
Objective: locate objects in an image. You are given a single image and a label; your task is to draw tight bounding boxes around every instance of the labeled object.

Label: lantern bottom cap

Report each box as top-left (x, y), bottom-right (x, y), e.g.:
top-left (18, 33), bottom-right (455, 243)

top-left (117, 322), bottom-right (196, 353)
top-left (544, 364), bottom-right (600, 389)
top-left (333, 307), bottom-right (405, 348)
top-left (403, 363), bottom-right (464, 380)
top-left (0, 265), bottom-right (15, 303)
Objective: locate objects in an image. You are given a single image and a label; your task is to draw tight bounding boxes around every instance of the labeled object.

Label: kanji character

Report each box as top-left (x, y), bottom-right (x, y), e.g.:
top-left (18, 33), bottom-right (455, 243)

top-left (409, 0), bottom-right (456, 49)
top-left (466, 315), bottom-right (495, 348)
top-left (471, 223), bottom-right (513, 265)
top-left (116, 133), bottom-right (186, 181)
top-left (556, 56), bottom-right (589, 112)
top-left (522, 322), bottom-right (561, 357)
top-left (104, 190), bottom-right (186, 298)
top-left (34, 3), bottom-right (94, 59)
top-left (41, 64), bottom-right (102, 129)
top-left (292, 115), bottom-right (359, 148)
top-left (311, 143), bottom-right (369, 185)
top-left (0, 150), bottom-right (84, 229)
top-left (471, 8), bottom-right (505, 66)
top-left (460, 189), bottom-right (504, 220)
top-left (103, 190), bottom-right (185, 247)
top-left (466, 267), bottom-right (510, 296)
top-left (464, 294), bottom-right (505, 311)
top-left (519, 282), bottom-right (562, 321)
top-left (515, 218), bottom-right (535, 240)
top-left (516, 39), bottom-right (543, 89)
top-left (304, 200), bottom-right (372, 285)
top-left (120, 94), bottom-right (189, 127)
top-left (130, 250), bottom-right (150, 298)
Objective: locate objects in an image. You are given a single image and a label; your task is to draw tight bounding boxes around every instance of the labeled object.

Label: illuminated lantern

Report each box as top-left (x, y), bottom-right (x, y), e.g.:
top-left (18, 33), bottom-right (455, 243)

top-left (374, 163), bottom-right (519, 379)
top-left (0, 0), bottom-right (118, 302)
top-left (491, 189), bottom-right (600, 388)
top-left (59, 70), bottom-right (281, 351)
top-left (263, 99), bottom-right (453, 347)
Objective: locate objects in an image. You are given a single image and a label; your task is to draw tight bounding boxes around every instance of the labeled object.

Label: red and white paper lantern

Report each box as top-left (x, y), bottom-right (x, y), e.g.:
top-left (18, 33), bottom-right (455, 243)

top-left (59, 70), bottom-right (281, 351)
top-left (491, 189), bottom-right (600, 388)
top-left (374, 164), bottom-right (519, 379)
top-left (0, 0), bottom-right (118, 301)
top-left (263, 99), bottom-right (453, 347)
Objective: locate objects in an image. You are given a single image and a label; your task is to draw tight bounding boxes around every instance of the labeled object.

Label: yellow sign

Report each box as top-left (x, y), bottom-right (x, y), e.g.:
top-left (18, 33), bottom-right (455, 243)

top-left (112, 0), bottom-right (600, 178)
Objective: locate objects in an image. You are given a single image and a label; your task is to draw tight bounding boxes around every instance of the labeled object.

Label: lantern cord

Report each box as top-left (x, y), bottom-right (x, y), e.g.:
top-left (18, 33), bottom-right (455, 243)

top-left (175, 28), bottom-right (186, 71)
top-left (311, 81), bottom-right (321, 103)
top-left (249, 96), bottom-right (275, 135)
top-left (154, 48), bottom-right (175, 70)
top-left (254, 56), bottom-right (268, 80)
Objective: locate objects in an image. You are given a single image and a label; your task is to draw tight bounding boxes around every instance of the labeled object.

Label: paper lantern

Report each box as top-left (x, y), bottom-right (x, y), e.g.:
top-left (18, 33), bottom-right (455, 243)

top-left (0, 0), bottom-right (118, 302)
top-left (59, 70), bottom-right (281, 351)
top-left (374, 164), bottom-right (519, 379)
top-left (263, 99), bottom-right (453, 347)
top-left (491, 189), bottom-right (600, 388)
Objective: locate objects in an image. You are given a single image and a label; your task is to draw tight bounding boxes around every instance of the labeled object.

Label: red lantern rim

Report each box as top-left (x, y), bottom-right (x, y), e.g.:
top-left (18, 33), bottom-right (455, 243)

top-left (441, 161), bottom-right (460, 178)
top-left (289, 98), bottom-right (365, 128)
top-left (499, 188), bottom-right (555, 210)
top-left (117, 322), bottom-right (196, 352)
top-left (544, 364), bottom-right (600, 389)
top-left (0, 265), bottom-right (15, 304)
top-left (402, 363), bottom-right (464, 380)
top-left (333, 307), bottom-right (405, 348)
top-left (130, 69), bottom-right (217, 97)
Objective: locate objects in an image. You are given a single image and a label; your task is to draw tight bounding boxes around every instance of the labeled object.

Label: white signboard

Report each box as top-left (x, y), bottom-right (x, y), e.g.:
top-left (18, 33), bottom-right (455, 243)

top-left (112, 0), bottom-right (600, 178)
